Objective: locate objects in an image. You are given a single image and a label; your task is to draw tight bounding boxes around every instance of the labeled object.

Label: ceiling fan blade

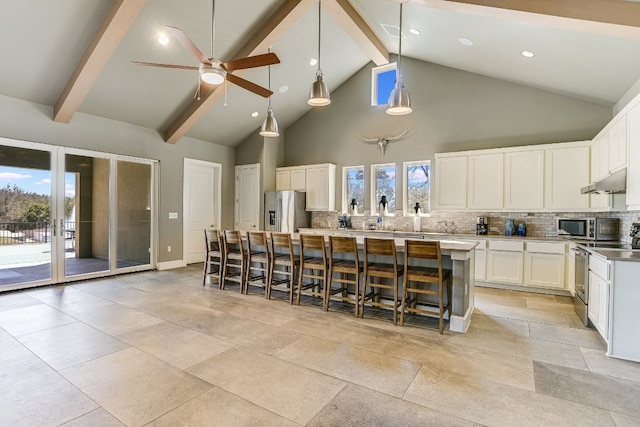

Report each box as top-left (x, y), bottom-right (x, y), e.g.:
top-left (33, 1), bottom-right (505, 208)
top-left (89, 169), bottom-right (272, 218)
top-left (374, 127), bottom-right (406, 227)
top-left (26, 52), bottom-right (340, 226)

top-left (165, 25), bottom-right (212, 65)
top-left (223, 52), bottom-right (280, 73)
top-left (226, 73), bottom-right (272, 98)
top-left (130, 61), bottom-right (198, 70)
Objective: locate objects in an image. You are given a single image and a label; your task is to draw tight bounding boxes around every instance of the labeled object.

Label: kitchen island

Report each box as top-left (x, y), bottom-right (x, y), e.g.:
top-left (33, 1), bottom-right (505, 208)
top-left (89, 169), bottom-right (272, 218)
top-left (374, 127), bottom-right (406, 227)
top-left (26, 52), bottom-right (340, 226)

top-left (298, 228), bottom-right (478, 333)
top-left (583, 248), bottom-right (640, 362)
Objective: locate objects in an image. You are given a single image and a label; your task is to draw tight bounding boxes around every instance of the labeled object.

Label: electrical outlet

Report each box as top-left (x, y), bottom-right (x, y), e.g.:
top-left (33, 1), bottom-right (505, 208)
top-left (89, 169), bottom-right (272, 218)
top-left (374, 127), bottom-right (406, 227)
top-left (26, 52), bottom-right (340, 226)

top-left (167, 246), bottom-right (172, 252)
top-left (168, 212), bottom-right (178, 219)
top-left (490, 226), bottom-right (498, 232)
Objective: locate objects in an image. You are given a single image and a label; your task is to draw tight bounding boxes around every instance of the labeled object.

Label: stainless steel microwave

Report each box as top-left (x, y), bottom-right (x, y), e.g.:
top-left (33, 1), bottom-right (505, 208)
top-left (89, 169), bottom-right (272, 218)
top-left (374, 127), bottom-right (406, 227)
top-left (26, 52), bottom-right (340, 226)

top-left (557, 217), bottom-right (619, 240)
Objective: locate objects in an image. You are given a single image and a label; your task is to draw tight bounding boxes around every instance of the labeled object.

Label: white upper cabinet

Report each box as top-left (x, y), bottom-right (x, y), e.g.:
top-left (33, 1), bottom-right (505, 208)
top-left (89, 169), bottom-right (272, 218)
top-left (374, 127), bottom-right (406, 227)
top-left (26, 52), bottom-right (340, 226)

top-left (434, 155), bottom-right (467, 210)
top-left (628, 101), bottom-right (640, 210)
top-left (275, 167), bottom-right (306, 191)
top-left (305, 164), bottom-right (336, 211)
top-left (608, 116), bottom-right (627, 172)
top-left (544, 143), bottom-right (590, 210)
top-left (467, 153), bottom-right (503, 210)
top-left (504, 150), bottom-right (544, 210)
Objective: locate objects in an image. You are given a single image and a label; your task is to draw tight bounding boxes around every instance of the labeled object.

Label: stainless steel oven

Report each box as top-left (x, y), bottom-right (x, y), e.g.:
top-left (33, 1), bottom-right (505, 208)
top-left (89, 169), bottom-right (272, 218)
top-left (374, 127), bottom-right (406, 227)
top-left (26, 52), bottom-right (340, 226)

top-left (573, 246), bottom-right (590, 326)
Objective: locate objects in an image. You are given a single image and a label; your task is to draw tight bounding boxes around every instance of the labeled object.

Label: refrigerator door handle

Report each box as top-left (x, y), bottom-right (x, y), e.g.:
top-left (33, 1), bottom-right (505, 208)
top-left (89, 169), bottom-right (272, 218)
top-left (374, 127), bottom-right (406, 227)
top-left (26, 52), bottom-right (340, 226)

top-left (276, 198), bottom-right (282, 232)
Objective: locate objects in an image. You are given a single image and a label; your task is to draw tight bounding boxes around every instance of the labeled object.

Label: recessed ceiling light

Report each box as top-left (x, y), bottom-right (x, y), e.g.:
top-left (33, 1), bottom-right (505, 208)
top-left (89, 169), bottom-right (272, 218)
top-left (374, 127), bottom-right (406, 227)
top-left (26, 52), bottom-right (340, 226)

top-left (157, 33), bottom-right (170, 46)
top-left (409, 28), bottom-right (420, 36)
top-left (251, 111), bottom-right (259, 118)
top-left (309, 58), bottom-right (318, 66)
top-left (458, 37), bottom-right (474, 46)
top-left (521, 50), bottom-right (535, 58)
top-left (278, 85), bottom-right (288, 93)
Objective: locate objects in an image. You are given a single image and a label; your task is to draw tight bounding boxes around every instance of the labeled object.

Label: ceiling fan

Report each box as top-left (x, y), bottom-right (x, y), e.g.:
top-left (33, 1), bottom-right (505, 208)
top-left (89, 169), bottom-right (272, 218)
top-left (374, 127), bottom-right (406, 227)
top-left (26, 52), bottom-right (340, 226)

top-left (131, 0), bottom-right (279, 98)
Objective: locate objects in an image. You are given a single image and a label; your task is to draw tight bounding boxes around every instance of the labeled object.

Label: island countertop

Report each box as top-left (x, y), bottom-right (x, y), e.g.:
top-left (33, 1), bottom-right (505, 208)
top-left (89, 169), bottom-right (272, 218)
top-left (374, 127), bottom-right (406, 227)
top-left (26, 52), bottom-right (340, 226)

top-left (297, 228), bottom-right (478, 252)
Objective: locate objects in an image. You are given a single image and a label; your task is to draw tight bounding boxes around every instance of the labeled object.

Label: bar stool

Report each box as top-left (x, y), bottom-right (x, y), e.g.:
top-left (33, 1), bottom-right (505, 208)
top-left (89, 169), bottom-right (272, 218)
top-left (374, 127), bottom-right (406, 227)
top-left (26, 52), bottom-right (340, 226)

top-left (361, 237), bottom-right (403, 325)
top-left (203, 229), bottom-right (223, 286)
top-left (245, 231), bottom-right (270, 296)
top-left (221, 230), bottom-right (247, 293)
top-left (401, 239), bottom-right (452, 334)
top-left (296, 234), bottom-right (328, 308)
top-left (326, 236), bottom-right (363, 317)
top-left (267, 232), bottom-right (299, 304)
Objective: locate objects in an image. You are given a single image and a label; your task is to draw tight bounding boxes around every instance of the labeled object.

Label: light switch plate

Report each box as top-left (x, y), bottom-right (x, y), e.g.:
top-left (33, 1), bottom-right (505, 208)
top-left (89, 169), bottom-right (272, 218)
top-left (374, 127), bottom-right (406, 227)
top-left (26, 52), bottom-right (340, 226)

top-left (168, 212), bottom-right (178, 219)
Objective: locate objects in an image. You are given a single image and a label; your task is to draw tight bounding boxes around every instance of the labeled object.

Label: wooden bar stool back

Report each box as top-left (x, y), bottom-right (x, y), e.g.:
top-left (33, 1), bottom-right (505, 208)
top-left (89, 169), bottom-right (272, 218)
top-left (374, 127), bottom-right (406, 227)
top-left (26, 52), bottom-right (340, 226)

top-left (246, 231), bottom-right (270, 296)
top-left (362, 237), bottom-right (404, 325)
top-left (203, 229), bottom-right (224, 286)
top-left (401, 239), bottom-right (452, 334)
top-left (221, 230), bottom-right (247, 293)
top-left (296, 234), bottom-right (328, 308)
top-left (268, 232), bottom-right (299, 304)
top-left (326, 236), bottom-right (363, 316)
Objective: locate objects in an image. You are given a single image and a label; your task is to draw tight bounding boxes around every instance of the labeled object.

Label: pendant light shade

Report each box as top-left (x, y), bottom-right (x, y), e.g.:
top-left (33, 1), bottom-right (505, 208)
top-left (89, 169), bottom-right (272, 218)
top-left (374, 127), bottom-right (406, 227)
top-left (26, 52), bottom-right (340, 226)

top-left (386, 78), bottom-right (412, 115)
top-left (308, 70), bottom-right (330, 106)
top-left (260, 48), bottom-right (279, 137)
top-left (308, 0), bottom-right (331, 106)
top-left (260, 106), bottom-right (279, 137)
top-left (387, 3), bottom-right (412, 115)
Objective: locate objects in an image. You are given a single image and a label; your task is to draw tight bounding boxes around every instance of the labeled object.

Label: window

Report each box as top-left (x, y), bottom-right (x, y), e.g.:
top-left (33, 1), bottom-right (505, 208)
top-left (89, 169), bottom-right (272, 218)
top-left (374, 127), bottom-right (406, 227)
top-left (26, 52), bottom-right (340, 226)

top-left (371, 163), bottom-right (396, 214)
top-left (403, 160), bottom-right (431, 215)
top-left (342, 166), bottom-right (365, 214)
top-left (371, 63), bottom-right (397, 106)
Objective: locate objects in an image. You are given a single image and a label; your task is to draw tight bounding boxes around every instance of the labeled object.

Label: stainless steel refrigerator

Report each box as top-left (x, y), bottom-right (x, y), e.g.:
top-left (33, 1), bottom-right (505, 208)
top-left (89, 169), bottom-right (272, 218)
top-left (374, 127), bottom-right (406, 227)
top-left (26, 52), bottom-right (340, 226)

top-left (264, 191), bottom-right (309, 232)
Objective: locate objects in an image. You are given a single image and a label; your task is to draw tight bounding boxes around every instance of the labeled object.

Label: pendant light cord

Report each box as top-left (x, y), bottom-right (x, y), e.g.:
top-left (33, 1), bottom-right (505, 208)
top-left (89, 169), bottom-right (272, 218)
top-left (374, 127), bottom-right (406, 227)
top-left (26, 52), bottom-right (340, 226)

top-left (317, 0), bottom-right (322, 72)
top-left (398, 3), bottom-right (403, 78)
top-left (267, 47), bottom-right (272, 108)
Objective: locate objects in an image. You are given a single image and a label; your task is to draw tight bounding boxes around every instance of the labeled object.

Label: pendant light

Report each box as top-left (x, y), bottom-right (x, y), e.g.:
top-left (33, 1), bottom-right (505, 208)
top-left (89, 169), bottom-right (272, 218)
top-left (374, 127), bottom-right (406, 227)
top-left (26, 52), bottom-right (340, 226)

top-left (308, 0), bottom-right (331, 106)
top-left (386, 2), bottom-right (412, 115)
top-left (260, 48), bottom-right (279, 137)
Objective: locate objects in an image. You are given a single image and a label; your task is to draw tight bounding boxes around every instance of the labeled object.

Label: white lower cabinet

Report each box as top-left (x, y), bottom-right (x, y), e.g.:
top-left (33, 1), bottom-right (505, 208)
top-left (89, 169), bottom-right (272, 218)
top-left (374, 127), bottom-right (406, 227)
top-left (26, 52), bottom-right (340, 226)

top-left (588, 270), bottom-right (610, 340)
top-left (475, 248), bottom-right (486, 281)
top-left (588, 256), bottom-right (610, 340)
top-left (524, 242), bottom-right (566, 289)
top-left (486, 240), bottom-right (524, 285)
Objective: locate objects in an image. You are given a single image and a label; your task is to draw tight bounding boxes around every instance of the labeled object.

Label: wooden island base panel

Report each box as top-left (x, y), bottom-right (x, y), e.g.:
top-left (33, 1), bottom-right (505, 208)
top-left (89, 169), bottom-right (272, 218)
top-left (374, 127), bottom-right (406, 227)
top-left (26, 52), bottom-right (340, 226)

top-left (295, 229), bottom-right (478, 333)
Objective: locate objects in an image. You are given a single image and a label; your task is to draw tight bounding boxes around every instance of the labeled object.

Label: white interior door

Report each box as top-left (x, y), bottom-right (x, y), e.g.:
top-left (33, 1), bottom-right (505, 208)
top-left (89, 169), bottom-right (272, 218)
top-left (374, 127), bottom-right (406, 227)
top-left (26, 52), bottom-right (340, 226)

top-left (235, 164), bottom-right (260, 231)
top-left (184, 158), bottom-right (221, 264)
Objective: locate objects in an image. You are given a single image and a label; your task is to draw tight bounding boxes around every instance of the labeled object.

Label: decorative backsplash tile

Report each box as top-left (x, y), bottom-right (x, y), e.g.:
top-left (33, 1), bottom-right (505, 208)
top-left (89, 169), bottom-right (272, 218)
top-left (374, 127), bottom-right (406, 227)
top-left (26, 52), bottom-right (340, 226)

top-left (312, 210), bottom-right (640, 241)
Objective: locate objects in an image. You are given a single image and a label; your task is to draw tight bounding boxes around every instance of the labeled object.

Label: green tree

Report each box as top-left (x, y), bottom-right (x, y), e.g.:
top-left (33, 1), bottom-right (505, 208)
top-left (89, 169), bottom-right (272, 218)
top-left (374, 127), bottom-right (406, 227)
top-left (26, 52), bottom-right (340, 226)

top-left (17, 202), bottom-right (50, 230)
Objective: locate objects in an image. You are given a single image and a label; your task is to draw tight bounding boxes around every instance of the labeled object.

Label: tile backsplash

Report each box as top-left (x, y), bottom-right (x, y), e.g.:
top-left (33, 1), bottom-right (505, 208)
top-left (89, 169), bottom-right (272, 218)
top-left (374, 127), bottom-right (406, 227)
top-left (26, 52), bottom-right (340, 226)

top-left (312, 210), bottom-right (640, 241)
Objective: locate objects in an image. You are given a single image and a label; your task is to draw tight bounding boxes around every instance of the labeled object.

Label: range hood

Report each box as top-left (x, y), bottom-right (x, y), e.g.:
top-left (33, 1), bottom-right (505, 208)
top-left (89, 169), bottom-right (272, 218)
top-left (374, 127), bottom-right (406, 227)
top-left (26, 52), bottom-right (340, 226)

top-left (580, 168), bottom-right (627, 194)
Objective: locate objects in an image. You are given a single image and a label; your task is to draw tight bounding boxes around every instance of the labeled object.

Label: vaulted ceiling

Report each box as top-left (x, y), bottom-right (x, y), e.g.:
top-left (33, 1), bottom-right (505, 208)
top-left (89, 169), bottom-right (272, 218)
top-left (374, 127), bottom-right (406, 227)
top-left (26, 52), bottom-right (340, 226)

top-left (2, 0), bottom-right (640, 147)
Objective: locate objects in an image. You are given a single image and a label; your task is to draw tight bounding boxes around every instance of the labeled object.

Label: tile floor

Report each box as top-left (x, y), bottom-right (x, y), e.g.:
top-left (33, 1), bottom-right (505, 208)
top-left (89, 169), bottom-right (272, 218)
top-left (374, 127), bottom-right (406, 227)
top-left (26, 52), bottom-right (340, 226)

top-left (1, 265), bottom-right (639, 426)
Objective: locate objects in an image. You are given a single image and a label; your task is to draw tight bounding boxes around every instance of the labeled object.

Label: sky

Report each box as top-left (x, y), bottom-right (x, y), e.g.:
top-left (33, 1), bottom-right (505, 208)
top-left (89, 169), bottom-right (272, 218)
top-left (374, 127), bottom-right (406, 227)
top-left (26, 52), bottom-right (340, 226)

top-left (0, 167), bottom-right (75, 197)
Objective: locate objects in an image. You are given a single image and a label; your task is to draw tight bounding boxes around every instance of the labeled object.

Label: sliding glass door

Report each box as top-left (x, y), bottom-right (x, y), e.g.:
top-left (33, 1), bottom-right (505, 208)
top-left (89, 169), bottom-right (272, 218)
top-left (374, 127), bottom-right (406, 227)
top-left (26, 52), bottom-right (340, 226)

top-left (0, 143), bottom-right (53, 288)
top-left (0, 138), bottom-right (157, 291)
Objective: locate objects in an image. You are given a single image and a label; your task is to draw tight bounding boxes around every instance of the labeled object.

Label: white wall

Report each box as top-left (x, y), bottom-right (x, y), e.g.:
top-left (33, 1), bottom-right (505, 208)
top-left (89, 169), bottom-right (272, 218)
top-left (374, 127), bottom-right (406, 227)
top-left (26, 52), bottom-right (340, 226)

top-left (280, 57), bottom-right (613, 211)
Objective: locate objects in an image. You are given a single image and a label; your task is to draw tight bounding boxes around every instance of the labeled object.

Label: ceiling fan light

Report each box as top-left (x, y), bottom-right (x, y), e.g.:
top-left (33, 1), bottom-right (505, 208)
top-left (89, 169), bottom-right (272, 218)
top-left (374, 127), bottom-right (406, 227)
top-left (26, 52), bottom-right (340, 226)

top-left (260, 107), bottom-right (279, 137)
top-left (199, 63), bottom-right (226, 85)
top-left (386, 79), bottom-right (412, 115)
top-left (308, 71), bottom-right (331, 106)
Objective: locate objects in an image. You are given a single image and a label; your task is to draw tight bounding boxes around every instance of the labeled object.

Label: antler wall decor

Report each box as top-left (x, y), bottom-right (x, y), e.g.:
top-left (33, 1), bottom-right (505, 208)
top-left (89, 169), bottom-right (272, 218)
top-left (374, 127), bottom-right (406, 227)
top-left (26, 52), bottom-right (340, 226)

top-left (360, 128), bottom-right (410, 155)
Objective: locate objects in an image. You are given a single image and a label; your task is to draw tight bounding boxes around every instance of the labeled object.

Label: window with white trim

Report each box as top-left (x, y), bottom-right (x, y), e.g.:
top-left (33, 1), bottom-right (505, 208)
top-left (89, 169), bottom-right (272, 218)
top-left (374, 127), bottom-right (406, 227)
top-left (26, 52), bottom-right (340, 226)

top-left (403, 160), bottom-right (431, 215)
top-left (371, 63), bottom-right (397, 106)
top-left (371, 163), bottom-right (396, 214)
top-left (342, 165), bottom-right (364, 214)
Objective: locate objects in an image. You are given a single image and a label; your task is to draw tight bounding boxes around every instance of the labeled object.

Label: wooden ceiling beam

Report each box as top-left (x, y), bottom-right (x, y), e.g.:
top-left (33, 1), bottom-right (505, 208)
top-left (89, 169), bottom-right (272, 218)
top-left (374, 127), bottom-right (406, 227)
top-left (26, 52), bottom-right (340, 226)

top-left (441, 0), bottom-right (640, 28)
top-left (53, 0), bottom-right (147, 123)
top-left (323, 0), bottom-right (389, 66)
top-left (164, 0), bottom-right (316, 145)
